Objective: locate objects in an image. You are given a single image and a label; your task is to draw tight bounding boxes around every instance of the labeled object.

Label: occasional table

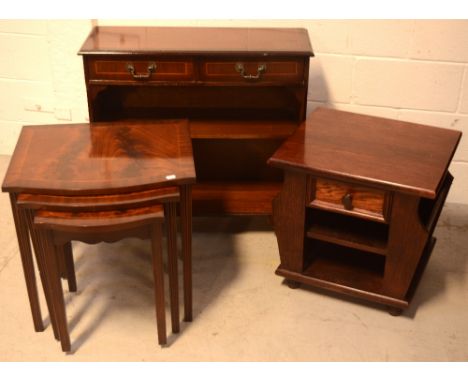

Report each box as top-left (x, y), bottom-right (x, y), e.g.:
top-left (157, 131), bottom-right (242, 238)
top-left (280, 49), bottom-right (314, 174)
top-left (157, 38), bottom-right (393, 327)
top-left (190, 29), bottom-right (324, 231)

top-left (268, 108), bottom-right (462, 314)
top-left (2, 119), bottom-right (196, 334)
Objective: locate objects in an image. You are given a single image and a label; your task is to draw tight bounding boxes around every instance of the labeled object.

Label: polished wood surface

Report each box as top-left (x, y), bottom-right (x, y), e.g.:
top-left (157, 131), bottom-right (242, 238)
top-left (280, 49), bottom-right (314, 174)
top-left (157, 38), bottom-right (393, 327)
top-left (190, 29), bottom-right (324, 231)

top-left (2, 120), bottom-right (195, 195)
top-left (35, 206), bottom-right (167, 351)
top-left (270, 108), bottom-right (461, 313)
top-left (269, 107), bottom-right (462, 199)
top-left (80, 26), bottom-right (312, 215)
top-left (310, 177), bottom-right (390, 223)
top-left (79, 26), bottom-right (313, 56)
top-left (17, 187), bottom-right (179, 211)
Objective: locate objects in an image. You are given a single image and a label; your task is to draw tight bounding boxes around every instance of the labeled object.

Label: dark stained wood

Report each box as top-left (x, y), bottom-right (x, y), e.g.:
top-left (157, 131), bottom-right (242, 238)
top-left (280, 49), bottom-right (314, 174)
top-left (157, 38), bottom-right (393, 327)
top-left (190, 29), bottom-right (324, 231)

top-left (306, 210), bottom-right (388, 256)
top-left (272, 171), bottom-right (307, 273)
top-left (164, 202), bottom-right (179, 334)
top-left (192, 182), bottom-right (282, 215)
top-left (189, 120), bottom-right (297, 139)
top-left (268, 107), bottom-right (462, 199)
top-left (8, 194), bottom-right (44, 332)
top-left (80, 26), bottom-right (312, 216)
top-left (2, 120), bottom-right (195, 195)
top-left (39, 228), bottom-right (71, 351)
top-left (35, 204), bottom-right (164, 231)
top-left (34, 205), bottom-right (168, 351)
top-left (24, 208), bottom-right (59, 339)
top-left (181, 185), bottom-right (192, 322)
top-left (17, 187), bottom-right (179, 211)
top-left (79, 26), bottom-right (314, 56)
top-left (310, 177), bottom-right (389, 222)
top-left (151, 222), bottom-right (167, 346)
top-left (270, 108), bottom-right (462, 313)
top-left (88, 57), bottom-right (195, 82)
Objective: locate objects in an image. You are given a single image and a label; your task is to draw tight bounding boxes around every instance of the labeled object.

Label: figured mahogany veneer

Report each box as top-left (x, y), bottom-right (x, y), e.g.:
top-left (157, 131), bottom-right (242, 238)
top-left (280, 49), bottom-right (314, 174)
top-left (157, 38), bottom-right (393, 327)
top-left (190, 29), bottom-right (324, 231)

top-left (3, 120), bottom-right (195, 195)
top-left (2, 119), bottom-right (195, 335)
top-left (79, 26), bottom-right (313, 215)
top-left (269, 108), bottom-right (462, 313)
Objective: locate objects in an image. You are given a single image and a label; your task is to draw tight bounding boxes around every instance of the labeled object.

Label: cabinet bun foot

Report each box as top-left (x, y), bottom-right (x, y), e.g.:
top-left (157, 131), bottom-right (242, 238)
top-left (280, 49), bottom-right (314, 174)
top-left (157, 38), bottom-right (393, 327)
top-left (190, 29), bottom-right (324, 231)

top-left (387, 306), bottom-right (403, 316)
top-left (287, 280), bottom-right (301, 289)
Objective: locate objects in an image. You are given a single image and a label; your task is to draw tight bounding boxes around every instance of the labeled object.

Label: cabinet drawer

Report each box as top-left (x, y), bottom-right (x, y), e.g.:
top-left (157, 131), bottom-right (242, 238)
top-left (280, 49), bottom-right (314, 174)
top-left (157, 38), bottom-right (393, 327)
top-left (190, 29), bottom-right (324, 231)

top-left (200, 58), bottom-right (305, 84)
top-left (308, 177), bottom-right (391, 222)
top-left (87, 57), bottom-right (194, 82)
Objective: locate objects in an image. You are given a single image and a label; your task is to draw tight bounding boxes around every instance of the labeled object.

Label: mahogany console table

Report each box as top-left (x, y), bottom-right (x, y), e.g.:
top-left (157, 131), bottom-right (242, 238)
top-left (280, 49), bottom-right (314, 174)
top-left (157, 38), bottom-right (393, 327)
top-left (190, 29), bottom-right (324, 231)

top-left (269, 108), bottom-right (462, 314)
top-left (79, 26), bottom-right (313, 215)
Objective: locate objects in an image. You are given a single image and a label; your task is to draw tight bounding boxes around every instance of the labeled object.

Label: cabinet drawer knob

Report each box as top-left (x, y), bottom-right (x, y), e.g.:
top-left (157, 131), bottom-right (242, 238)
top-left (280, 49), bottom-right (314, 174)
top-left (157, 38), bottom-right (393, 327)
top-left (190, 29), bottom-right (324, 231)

top-left (234, 62), bottom-right (266, 80)
top-left (126, 62), bottom-right (157, 79)
top-left (341, 193), bottom-right (353, 210)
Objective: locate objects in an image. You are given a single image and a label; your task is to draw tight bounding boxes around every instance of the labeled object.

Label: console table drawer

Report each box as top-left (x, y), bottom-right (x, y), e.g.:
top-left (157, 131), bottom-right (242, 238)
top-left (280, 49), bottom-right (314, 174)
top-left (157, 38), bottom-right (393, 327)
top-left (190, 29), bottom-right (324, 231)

top-left (308, 177), bottom-right (390, 222)
top-left (87, 58), bottom-right (194, 82)
top-left (200, 58), bottom-right (305, 84)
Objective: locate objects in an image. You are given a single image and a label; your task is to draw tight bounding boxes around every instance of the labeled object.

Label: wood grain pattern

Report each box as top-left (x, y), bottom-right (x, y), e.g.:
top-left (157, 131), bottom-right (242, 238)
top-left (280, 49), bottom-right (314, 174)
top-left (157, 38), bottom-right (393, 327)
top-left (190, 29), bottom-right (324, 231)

top-left (17, 187), bottom-right (179, 211)
top-left (81, 26), bottom-right (311, 216)
top-left (79, 26), bottom-right (314, 56)
top-left (9, 193), bottom-right (44, 332)
top-left (310, 177), bottom-right (389, 222)
top-left (2, 120), bottom-right (195, 195)
top-left (269, 107), bottom-right (462, 199)
top-left (35, 208), bottom-right (168, 350)
top-left (88, 57), bottom-right (194, 82)
top-left (270, 107), bottom-right (461, 312)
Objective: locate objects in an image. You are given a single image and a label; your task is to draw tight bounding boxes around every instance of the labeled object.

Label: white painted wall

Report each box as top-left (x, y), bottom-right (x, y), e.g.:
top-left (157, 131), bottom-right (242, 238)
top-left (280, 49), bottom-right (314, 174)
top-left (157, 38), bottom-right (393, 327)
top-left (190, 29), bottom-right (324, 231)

top-left (1, 19), bottom-right (467, 203)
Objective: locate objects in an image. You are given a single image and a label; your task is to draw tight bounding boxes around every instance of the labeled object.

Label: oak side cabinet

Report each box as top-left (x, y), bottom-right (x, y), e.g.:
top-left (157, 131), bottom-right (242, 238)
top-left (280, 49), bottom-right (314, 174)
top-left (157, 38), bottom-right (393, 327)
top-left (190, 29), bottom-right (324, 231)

top-left (268, 108), bottom-right (462, 314)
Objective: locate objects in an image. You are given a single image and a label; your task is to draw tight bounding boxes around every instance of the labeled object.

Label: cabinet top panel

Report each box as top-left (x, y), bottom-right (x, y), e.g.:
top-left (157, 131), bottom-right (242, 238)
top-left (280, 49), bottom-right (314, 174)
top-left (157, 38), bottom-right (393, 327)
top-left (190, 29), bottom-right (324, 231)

top-left (78, 26), bottom-right (313, 56)
top-left (268, 108), bottom-right (462, 199)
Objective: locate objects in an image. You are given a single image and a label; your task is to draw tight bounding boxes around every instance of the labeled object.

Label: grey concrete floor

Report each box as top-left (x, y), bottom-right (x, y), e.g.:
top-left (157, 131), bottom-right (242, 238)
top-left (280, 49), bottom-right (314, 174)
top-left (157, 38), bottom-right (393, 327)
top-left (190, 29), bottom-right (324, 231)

top-left (0, 154), bottom-right (467, 361)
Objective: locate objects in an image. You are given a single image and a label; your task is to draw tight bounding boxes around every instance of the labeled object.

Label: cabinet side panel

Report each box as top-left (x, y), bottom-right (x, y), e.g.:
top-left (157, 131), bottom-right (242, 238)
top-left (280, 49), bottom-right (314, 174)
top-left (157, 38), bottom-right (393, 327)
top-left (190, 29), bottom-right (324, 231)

top-left (272, 170), bottom-right (307, 272)
top-left (383, 193), bottom-right (429, 299)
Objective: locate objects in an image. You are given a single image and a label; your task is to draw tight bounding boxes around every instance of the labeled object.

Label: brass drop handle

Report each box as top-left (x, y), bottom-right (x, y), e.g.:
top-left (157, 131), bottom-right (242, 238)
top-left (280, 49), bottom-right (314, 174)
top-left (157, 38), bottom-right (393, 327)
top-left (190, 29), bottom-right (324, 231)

top-left (342, 193), bottom-right (354, 210)
top-left (126, 62), bottom-right (157, 79)
top-left (234, 62), bottom-right (266, 80)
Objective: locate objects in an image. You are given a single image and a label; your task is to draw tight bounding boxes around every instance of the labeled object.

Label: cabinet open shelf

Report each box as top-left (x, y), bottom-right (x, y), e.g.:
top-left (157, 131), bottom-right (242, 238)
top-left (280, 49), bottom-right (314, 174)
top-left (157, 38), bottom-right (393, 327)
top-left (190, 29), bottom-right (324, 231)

top-left (192, 181), bottom-right (282, 215)
top-left (306, 209), bottom-right (389, 256)
top-left (189, 119), bottom-right (298, 139)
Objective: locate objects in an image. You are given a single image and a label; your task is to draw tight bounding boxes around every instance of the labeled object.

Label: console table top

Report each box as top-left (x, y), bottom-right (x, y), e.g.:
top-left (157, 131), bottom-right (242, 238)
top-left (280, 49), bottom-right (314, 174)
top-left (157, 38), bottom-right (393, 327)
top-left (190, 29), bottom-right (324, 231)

top-left (268, 107), bottom-right (462, 198)
top-left (79, 26), bottom-right (314, 56)
top-left (2, 119), bottom-right (195, 195)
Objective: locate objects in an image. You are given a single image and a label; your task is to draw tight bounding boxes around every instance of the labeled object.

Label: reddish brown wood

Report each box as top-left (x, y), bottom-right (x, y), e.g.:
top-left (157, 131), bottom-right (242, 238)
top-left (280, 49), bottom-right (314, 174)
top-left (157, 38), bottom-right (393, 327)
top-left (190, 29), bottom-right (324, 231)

top-left (8, 194), bottom-right (44, 332)
top-left (189, 120), bottom-right (297, 139)
top-left (24, 208), bottom-right (60, 340)
top-left (79, 26), bottom-right (312, 216)
top-left (272, 171), bottom-right (307, 273)
top-left (270, 108), bottom-right (462, 312)
top-left (192, 182), bottom-right (282, 215)
top-left (269, 107), bottom-right (462, 199)
top-left (181, 185), bottom-right (192, 322)
top-left (79, 26), bottom-right (313, 56)
top-left (88, 57), bottom-right (194, 82)
top-left (311, 177), bottom-right (389, 222)
top-left (17, 187), bottom-right (179, 211)
top-left (2, 120), bottom-right (195, 196)
top-left (40, 229), bottom-right (71, 351)
top-left (34, 205), bottom-right (168, 350)
top-left (151, 222), bottom-right (167, 346)
top-left (164, 202), bottom-right (179, 334)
